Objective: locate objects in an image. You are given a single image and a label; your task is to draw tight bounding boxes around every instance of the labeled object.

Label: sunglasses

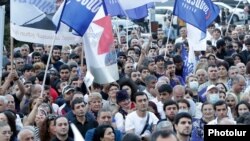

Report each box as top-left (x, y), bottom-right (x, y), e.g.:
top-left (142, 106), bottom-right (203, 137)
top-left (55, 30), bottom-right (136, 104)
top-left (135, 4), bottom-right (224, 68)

top-left (47, 114), bottom-right (58, 121)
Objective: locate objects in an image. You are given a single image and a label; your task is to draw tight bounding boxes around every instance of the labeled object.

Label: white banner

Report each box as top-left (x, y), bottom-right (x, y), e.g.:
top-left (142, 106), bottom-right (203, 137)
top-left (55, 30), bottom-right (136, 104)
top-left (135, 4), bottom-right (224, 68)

top-left (0, 6), bottom-right (5, 78)
top-left (10, 0), bottom-right (81, 45)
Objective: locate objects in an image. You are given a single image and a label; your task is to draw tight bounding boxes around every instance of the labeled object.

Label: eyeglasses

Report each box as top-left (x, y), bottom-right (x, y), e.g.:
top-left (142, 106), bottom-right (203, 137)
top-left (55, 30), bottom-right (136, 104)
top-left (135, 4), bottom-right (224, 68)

top-left (47, 114), bottom-right (58, 121)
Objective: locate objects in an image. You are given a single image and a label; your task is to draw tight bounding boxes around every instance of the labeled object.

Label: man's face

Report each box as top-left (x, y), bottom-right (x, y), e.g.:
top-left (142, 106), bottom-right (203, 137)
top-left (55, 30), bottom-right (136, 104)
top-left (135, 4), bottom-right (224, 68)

top-left (6, 95), bottom-right (15, 111)
top-left (165, 105), bottom-right (178, 121)
top-left (55, 117), bottom-right (69, 136)
top-left (215, 104), bottom-right (228, 119)
top-left (159, 92), bottom-right (172, 103)
top-left (228, 69), bottom-right (239, 79)
top-left (15, 58), bottom-right (24, 69)
top-left (6, 65), bottom-right (16, 73)
top-left (71, 67), bottom-right (78, 78)
top-left (167, 64), bottom-right (176, 77)
top-left (175, 117), bottom-right (192, 136)
top-left (97, 112), bottom-right (112, 125)
top-left (34, 47), bottom-right (44, 55)
top-left (52, 49), bottom-right (61, 61)
top-left (196, 70), bottom-right (207, 84)
top-left (173, 89), bottom-right (184, 101)
top-left (237, 63), bottom-right (246, 76)
top-left (208, 67), bottom-right (218, 81)
top-left (148, 62), bottom-right (157, 73)
top-left (33, 56), bottom-right (41, 63)
top-left (141, 69), bottom-right (150, 80)
top-left (130, 71), bottom-right (141, 83)
top-left (135, 95), bottom-right (148, 112)
top-left (233, 79), bottom-right (246, 93)
top-left (63, 90), bottom-right (73, 102)
top-left (21, 47), bottom-right (29, 57)
top-left (61, 50), bottom-right (70, 61)
top-left (124, 63), bottom-right (133, 75)
top-left (60, 69), bottom-right (70, 81)
top-left (73, 102), bottom-right (85, 117)
top-left (127, 50), bottom-right (136, 59)
top-left (157, 30), bottom-right (165, 39)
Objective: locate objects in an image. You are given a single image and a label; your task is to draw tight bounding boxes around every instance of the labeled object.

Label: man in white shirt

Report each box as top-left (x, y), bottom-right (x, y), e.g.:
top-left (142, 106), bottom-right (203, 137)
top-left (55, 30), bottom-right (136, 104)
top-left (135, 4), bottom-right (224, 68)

top-left (125, 92), bottom-right (159, 139)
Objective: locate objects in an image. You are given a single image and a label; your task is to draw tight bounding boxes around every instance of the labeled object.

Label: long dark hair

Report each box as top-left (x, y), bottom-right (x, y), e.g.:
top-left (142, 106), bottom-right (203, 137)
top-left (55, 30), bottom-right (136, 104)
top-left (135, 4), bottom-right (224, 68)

top-left (2, 110), bottom-right (17, 141)
top-left (40, 114), bottom-right (57, 141)
top-left (93, 125), bottom-right (115, 141)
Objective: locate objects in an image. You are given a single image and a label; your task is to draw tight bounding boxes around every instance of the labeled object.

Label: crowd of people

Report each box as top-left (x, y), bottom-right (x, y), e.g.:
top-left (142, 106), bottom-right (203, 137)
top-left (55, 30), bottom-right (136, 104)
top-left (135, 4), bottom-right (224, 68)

top-left (1, 2), bottom-right (250, 141)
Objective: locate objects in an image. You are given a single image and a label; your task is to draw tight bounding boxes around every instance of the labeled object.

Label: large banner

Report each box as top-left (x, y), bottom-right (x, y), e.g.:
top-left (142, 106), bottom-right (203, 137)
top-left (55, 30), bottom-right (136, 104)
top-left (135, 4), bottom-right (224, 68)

top-left (0, 6), bottom-right (5, 77)
top-left (10, 0), bottom-right (81, 45)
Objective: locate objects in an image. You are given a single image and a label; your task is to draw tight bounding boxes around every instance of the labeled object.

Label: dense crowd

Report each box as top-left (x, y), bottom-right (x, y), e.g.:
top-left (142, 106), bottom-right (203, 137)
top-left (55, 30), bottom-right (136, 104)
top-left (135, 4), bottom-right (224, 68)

top-left (2, 2), bottom-right (250, 141)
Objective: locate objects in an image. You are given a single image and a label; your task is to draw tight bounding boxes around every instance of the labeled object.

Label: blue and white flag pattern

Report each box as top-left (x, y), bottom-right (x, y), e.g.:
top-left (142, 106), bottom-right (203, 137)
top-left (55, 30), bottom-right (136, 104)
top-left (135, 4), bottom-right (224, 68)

top-left (173, 0), bottom-right (220, 40)
top-left (57, 0), bottom-right (102, 36)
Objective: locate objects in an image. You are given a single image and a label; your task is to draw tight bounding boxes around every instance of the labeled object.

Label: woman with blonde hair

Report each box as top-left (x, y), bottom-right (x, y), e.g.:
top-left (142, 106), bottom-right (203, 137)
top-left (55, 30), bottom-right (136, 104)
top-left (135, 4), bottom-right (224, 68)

top-left (225, 93), bottom-right (238, 119)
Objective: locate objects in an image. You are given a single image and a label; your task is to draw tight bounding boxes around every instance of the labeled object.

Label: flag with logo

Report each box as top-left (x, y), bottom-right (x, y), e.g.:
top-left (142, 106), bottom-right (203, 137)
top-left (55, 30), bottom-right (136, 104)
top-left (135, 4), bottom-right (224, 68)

top-left (103, 0), bottom-right (153, 19)
top-left (57, 0), bottom-right (103, 36)
top-left (173, 0), bottom-right (220, 40)
top-left (83, 4), bottom-right (119, 84)
top-left (181, 43), bottom-right (197, 80)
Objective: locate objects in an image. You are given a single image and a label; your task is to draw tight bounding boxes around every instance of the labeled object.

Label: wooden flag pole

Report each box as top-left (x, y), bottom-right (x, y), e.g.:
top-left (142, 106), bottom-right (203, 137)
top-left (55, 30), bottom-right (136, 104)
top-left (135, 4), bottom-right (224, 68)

top-left (40, 34), bottom-right (57, 97)
top-left (226, 0), bottom-right (242, 34)
top-left (10, 37), bottom-right (14, 72)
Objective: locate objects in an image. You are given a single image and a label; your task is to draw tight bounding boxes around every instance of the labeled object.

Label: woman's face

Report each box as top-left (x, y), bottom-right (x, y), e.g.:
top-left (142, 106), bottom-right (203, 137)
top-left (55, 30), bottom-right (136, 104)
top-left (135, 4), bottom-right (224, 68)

top-left (202, 104), bottom-right (214, 119)
top-left (35, 109), bottom-right (46, 126)
top-left (102, 128), bottom-right (115, 141)
top-left (226, 95), bottom-right (237, 109)
top-left (216, 84), bottom-right (226, 92)
top-left (122, 85), bottom-right (132, 96)
top-left (238, 104), bottom-right (250, 116)
top-left (108, 86), bottom-right (119, 99)
top-left (218, 66), bottom-right (227, 78)
top-left (0, 125), bottom-right (11, 141)
top-left (234, 56), bottom-right (241, 65)
top-left (219, 92), bottom-right (226, 101)
top-left (0, 113), bottom-right (7, 122)
top-left (49, 120), bottom-right (56, 136)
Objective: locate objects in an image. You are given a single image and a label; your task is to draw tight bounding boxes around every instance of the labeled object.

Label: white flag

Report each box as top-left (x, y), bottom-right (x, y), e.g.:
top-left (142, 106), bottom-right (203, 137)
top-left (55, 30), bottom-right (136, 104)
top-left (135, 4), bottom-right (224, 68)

top-left (84, 71), bottom-right (94, 88)
top-left (187, 23), bottom-right (207, 51)
top-left (70, 123), bottom-right (85, 141)
top-left (118, 0), bottom-right (168, 10)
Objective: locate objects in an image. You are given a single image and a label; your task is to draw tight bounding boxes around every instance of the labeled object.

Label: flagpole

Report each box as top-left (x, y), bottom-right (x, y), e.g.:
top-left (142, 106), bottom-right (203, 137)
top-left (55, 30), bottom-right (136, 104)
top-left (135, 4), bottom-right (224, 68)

top-left (0, 5), bottom-right (5, 86)
top-left (10, 37), bottom-right (14, 72)
top-left (40, 34), bottom-right (57, 97)
top-left (226, 0), bottom-right (242, 34)
top-left (165, 14), bottom-right (174, 57)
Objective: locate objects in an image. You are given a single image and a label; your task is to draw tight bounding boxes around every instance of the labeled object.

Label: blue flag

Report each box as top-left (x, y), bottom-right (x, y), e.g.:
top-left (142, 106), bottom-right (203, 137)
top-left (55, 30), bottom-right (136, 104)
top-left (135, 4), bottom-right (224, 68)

top-left (173, 0), bottom-right (219, 39)
top-left (58, 0), bottom-right (102, 36)
top-left (103, 0), bottom-right (152, 20)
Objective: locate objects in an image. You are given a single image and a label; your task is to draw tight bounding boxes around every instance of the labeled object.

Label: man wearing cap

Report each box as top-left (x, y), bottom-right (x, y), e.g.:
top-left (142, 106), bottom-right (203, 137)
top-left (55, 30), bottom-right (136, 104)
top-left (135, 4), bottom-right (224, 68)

top-left (114, 90), bottom-right (132, 133)
top-left (56, 85), bottom-right (75, 115)
top-left (200, 85), bottom-right (233, 120)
